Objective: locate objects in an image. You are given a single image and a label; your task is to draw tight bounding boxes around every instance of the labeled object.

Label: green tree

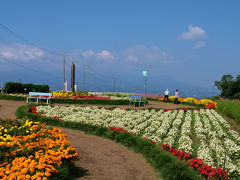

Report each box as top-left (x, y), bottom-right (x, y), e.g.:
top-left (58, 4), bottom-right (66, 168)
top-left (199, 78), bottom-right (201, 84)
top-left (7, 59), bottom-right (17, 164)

top-left (215, 74), bottom-right (240, 98)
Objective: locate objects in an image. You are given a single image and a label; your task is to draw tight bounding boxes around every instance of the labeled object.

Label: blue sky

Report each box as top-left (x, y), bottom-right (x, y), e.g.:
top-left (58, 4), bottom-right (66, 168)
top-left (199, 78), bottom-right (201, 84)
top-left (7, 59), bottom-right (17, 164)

top-left (0, 1), bottom-right (240, 96)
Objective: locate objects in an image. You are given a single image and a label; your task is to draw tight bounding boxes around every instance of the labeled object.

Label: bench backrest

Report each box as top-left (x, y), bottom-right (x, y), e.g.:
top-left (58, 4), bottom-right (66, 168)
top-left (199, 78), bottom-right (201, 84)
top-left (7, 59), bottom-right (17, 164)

top-left (129, 96), bottom-right (142, 99)
top-left (29, 92), bottom-right (52, 97)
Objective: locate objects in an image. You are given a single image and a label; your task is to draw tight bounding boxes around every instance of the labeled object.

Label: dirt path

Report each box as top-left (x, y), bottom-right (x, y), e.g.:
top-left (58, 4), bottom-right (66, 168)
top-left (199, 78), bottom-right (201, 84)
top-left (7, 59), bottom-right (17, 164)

top-left (0, 100), bottom-right (160, 180)
top-left (0, 100), bottom-right (27, 119)
top-left (60, 127), bottom-right (158, 180)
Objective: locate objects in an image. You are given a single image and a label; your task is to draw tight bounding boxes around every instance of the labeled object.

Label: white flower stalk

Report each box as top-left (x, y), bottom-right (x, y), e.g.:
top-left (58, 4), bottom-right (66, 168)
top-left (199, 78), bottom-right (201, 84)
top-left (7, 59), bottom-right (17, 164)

top-left (36, 106), bottom-right (240, 176)
top-left (178, 111), bottom-right (193, 153)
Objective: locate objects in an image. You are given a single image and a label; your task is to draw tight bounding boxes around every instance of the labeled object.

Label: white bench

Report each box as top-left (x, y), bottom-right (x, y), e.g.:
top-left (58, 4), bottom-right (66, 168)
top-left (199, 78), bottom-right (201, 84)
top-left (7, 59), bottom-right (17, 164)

top-left (129, 96), bottom-right (146, 107)
top-left (26, 92), bottom-right (53, 104)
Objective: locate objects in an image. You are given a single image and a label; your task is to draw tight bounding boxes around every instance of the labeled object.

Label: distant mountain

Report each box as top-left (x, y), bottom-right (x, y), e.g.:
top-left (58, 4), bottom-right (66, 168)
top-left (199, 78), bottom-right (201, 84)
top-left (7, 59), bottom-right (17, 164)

top-left (1, 69), bottom-right (219, 99)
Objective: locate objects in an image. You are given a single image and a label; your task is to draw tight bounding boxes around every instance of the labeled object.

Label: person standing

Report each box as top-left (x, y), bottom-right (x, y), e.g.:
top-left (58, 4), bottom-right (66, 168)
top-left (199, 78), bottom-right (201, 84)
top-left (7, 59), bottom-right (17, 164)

top-left (174, 89), bottom-right (180, 104)
top-left (163, 89), bottom-right (169, 102)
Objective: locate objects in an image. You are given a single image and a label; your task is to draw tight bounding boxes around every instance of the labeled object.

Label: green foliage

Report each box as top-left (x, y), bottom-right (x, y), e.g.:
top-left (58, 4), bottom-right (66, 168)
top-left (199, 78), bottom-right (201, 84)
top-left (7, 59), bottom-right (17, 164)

top-left (217, 100), bottom-right (240, 124)
top-left (52, 98), bottom-right (130, 105)
top-left (0, 94), bottom-right (130, 105)
top-left (0, 94), bottom-right (25, 101)
top-left (4, 81), bottom-right (49, 94)
top-left (49, 160), bottom-right (88, 180)
top-left (215, 74), bottom-right (240, 98)
top-left (16, 104), bottom-right (199, 180)
top-left (104, 92), bottom-right (134, 97)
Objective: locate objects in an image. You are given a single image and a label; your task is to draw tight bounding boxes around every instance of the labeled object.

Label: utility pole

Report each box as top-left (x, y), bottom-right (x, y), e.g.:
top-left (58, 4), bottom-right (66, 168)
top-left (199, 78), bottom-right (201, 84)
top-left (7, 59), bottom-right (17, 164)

top-left (63, 55), bottom-right (65, 90)
top-left (71, 62), bottom-right (75, 92)
top-left (83, 65), bottom-right (86, 91)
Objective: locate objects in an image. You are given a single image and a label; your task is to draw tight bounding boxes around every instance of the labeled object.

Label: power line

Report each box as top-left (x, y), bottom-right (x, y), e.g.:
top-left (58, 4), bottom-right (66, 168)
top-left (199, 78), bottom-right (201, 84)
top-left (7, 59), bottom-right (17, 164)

top-left (0, 56), bottom-right (61, 79)
top-left (0, 34), bottom-right (65, 65)
top-left (0, 23), bottom-right (64, 57)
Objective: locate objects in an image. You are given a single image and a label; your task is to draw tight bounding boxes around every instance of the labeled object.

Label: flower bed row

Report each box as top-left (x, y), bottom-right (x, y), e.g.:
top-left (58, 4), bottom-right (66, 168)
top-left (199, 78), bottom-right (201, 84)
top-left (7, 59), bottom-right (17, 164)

top-left (0, 118), bottom-right (78, 179)
top-left (52, 91), bottom-right (128, 100)
top-left (153, 96), bottom-right (217, 108)
top-left (0, 94), bottom-right (130, 105)
top-left (161, 144), bottom-right (228, 179)
top-left (109, 126), bottom-right (228, 179)
top-left (16, 104), bottom-right (199, 180)
top-left (32, 105), bottom-right (240, 178)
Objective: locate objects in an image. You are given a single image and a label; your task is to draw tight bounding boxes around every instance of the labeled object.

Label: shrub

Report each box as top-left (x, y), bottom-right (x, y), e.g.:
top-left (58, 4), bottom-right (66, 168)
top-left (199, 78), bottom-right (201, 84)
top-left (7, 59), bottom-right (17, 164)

top-left (4, 82), bottom-right (49, 94)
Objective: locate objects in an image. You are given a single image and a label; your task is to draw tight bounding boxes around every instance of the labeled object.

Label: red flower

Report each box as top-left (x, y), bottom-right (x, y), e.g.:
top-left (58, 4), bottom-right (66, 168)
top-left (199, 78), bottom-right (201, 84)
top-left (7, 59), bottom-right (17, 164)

top-left (207, 103), bottom-right (215, 109)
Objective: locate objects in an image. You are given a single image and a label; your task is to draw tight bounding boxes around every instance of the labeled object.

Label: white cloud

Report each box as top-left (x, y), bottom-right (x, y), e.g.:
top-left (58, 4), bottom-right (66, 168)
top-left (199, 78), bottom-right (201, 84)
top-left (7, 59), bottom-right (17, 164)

top-left (72, 45), bottom-right (178, 68)
top-left (96, 50), bottom-right (114, 60)
top-left (180, 25), bottom-right (206, 40)
top-left (0, 43), bottom-right (44, 61)
top-left (81, 50), bottom-right (95, 58)
top-left (81, 49), bottom-right (114, 61)
top-left (127, 55), bottom-right (138, 62)
top-left (122, 45), bottom-right (177, 64)
top-left (193, 41), bottom-right (206, 49)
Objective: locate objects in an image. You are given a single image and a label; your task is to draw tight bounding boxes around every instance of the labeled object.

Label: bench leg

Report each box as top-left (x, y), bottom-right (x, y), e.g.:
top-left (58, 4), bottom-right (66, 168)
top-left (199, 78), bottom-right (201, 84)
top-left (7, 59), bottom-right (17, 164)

top-left (37, 98), bottom-right (39, 103)
top-left (26, 98), bottom-right (28, 103)
top-left (47, 99), bottom-right (49, 104)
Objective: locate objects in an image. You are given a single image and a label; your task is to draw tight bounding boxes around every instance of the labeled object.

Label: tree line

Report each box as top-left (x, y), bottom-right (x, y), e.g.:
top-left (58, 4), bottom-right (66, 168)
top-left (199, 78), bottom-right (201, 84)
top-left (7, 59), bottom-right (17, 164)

top-left (215, 74), bottom-right (240, 99)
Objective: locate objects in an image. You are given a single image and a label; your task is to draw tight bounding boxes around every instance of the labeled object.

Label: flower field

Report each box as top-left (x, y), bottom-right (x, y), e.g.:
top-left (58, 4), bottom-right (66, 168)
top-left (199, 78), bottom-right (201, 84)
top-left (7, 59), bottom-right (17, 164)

top-left (36, 105), bottom-right (240, 178)
top-left (156, 96), bottom-right (217, 108)
top-left (0, 118), bottom-right (78, 179)
top-left (52, 90), bottom-right (129, 100)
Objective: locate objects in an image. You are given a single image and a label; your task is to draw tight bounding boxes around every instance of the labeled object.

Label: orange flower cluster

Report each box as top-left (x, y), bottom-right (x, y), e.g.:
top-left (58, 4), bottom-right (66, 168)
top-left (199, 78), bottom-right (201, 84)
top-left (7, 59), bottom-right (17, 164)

top-left (0, 119), bottom-right (78, 180)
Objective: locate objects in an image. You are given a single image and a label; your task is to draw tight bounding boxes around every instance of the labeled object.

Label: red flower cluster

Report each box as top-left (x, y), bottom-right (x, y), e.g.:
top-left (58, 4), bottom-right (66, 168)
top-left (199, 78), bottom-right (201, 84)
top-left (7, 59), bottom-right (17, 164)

top-left (72, 95), bottom-right (111, 99)
top-left (163, 108), bottom-right (195, 112)
top-left (162, 144), bottom-right (191, 160)
top-left (108, 126), bottom-right (136, 135)
top-left (162, 143), bottom-right (228, 179)
top-left (207, 103), bottom-right (215, 109)
top-left (108, 126), bottom-right (128, 133)
top-left (32, 106), bottom-right (64, 122)
top-left (144, 138), bottom-right (156, 144)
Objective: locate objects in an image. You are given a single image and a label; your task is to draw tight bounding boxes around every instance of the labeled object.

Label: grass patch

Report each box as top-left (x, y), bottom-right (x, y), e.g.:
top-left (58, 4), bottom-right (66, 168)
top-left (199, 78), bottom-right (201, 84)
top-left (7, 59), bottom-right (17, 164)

top-left (217, 100), bottom-right (240, 124)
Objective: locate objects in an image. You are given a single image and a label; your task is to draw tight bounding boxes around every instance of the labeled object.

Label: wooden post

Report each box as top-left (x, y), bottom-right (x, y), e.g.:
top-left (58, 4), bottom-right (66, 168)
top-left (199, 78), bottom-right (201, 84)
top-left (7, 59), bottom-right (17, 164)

top-left (71, 62), bottom-right (75, 92)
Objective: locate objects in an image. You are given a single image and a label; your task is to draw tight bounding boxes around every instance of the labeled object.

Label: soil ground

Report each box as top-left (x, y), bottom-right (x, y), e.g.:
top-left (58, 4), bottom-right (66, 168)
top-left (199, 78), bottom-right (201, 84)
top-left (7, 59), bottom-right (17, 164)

top-left (0, 99), bottom-right (198, 180)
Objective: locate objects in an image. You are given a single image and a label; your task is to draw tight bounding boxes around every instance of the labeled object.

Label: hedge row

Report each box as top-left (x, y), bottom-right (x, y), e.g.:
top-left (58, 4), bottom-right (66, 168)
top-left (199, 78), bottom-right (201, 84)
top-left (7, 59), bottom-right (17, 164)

top-left (0, 94), bottom-right (131, 105)
top-left (4, 82), bottom-right (50, 93)
top-left (16, 104), bottom-right (199, 180)
top-left (53, 98), bottom-right (130, 105)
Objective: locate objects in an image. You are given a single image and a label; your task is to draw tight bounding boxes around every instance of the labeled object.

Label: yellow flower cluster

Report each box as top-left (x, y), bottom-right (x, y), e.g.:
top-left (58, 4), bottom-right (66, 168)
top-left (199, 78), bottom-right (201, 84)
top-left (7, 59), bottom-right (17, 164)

top-left (0, 119), bottom-right (78, 180)
top-left (159, 96), bottom-right (217, 107)
top-left (52, 90), bottom-right (87, 98)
